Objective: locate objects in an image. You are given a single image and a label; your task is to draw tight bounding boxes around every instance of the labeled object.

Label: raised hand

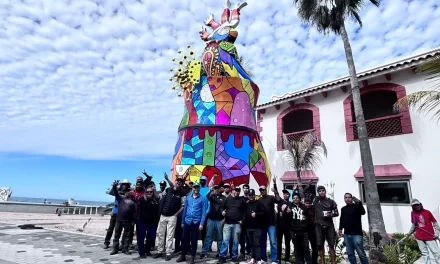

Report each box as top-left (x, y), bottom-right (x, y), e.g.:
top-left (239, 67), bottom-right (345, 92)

top-left (251, 211), bottom-right (255, 218)
top-left (293, 184), bottom-right (298, 190)
top-left (213, 173), bottom-right (218, 179)
top-left (112, 180), bottom-right (120, 187)
top-left (142, 170), bottom-right (148, 177)
top-left (273, 175), bottom-right (277, 184)
top-left (164, 172), bottom-right (169, 180)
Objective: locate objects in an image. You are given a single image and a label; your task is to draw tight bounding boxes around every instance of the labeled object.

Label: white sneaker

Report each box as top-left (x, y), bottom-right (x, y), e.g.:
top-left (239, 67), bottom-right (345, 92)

top-left (248, 258), bottom-right (255, 264)
top-left (257, 261), bottom-right (265, 264)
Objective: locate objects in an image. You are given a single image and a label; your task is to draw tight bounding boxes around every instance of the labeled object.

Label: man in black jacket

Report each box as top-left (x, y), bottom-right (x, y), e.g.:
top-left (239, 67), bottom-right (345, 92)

top-left (338, 193), bottom-right (368, 264)
top-left (240, 184), bottom-right (251, 259)
top-left (218, 186), bottom-right (246, 264)
top-left (286, 193), bottom-right (311, 264)
top-left (245, 189), bottom-right (265, 264)
top-left (153, 176), bottom-right (186, 261)
top-left (110, 180), bottom-right (136, 255)
top-left (258, 176), bottom-right (281, 263)
top-left (276, 189), bottom-right (292, 263)
top-left (314, 186), bottom-right (339, 264)
top-left (201, 184), bottom-right (226, 259)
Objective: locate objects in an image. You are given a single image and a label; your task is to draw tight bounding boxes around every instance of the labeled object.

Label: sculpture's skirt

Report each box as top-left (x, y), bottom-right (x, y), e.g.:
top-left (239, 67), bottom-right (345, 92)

top-left (171, 76), bottom-right (272, 187)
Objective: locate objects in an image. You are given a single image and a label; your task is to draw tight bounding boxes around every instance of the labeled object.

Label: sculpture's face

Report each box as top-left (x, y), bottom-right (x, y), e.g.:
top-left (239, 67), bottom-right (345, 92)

top-left (207, 25), bottom-right (231, 42)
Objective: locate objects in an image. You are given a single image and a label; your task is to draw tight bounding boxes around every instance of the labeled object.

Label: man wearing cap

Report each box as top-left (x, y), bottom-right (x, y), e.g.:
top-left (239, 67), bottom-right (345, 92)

top-left (239, 184), bottom-right (251, 259)
top-left (406, 199), bottom-right (440, 263)
top-left (314, 186), bottom-right (338, 264)
top-left (154, 174), bottom-right (186, 261)
top-left (338, 193), bottom-right (368, 264)
top-left (223, 183), bottom-right (231, 197)
top-left (218, 186), bottom-right (246, 264)
top-left (258, 176), bottom-right (281, 264)
top-left (177, 183), bottom-right (208, 264)
top-left (276, 189), bottom-right (292, 263)
top-left (103, 179), bottom-right (130, 249)
top-left (245, 189), bottom-right (265, 264)
top-left (201, 184), bottom-right (226, 259)
top-left (286, 192), bottom-right (311, 263)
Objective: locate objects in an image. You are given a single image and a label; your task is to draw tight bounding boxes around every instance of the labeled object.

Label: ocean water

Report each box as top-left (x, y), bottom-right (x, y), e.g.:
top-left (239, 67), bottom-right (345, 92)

top-left (9, 196), bottom-right (111, 207)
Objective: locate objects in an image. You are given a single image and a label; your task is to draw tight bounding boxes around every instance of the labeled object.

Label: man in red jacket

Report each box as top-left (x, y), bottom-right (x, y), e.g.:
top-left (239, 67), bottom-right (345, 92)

top-left (406, 199), bottom-right (440, 263)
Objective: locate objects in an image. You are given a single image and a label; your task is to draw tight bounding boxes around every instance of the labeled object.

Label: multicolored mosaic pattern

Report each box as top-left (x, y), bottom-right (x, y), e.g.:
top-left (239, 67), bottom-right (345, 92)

top-left (171, 1), bottom-right (271, 187)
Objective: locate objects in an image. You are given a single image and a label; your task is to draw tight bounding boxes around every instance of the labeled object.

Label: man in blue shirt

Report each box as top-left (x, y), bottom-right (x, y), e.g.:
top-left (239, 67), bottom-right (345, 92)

top-left (177, 183), bottom-right (208, 264)
top-left (199, 175), bottom-right (211, 247)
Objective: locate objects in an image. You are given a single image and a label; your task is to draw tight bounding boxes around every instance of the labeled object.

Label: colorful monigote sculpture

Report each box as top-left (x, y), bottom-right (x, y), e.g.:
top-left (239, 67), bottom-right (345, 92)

top-left (169, 0), bottom-right (271, 188)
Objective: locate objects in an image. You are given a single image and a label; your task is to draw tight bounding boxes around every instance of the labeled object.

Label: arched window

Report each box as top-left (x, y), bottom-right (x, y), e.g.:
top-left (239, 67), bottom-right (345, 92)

top-left (277, 103), bottom-right (321, 150)
top-left (343, 83), bottom-right (413, 141)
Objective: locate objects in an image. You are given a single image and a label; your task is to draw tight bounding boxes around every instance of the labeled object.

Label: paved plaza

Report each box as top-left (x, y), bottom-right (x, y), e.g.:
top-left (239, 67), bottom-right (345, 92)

top-left (0, 222), bottom-right (220, 264)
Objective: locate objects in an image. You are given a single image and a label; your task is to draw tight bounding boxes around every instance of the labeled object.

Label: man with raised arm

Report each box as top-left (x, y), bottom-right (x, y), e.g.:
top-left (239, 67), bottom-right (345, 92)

top-left (258, 176), bottom-right (281, 264)
top-left (153, 173), bottom-right (186, 261)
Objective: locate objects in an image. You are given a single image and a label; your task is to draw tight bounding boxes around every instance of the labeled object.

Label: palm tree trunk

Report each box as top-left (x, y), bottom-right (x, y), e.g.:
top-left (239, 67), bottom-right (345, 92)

top-left (297, 170), bottom-right (304, 199)
top-left (339, 22), bottom-right (389, 254)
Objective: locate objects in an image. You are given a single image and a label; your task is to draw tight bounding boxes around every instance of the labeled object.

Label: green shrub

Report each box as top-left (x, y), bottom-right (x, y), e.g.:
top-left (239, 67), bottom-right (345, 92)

top-left (383, 244), bottom-right (420, 264)
top-left (391, 233), bottom-right (420, 253)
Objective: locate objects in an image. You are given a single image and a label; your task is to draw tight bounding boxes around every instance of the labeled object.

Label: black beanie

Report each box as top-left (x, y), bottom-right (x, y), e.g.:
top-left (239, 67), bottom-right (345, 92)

top-left (317, 186), bottom-right (326, 192)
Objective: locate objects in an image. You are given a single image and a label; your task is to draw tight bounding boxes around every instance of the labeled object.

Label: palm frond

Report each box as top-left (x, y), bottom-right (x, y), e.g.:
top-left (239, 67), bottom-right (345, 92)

top-left (293, 0), bottom-right (379, 34)
top-left (394, 91), bottom-right (440, 122)
top-left (237, 55), bottom-right (255, 78)
top-left (282, 133), bottom-right (327, 179)
top-left (416, 54), bottom-right (440, 82)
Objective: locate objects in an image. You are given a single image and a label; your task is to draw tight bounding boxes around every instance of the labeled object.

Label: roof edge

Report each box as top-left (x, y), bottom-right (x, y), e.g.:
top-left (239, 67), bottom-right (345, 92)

top-left (257, 47), bottom-right (440, 110)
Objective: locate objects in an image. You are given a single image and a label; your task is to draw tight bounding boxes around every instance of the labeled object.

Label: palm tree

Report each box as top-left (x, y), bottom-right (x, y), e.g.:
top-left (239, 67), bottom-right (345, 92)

top-left (292, 0), bottom-right (389, 256)
top-left (282, 133), bottom-right (327, 198)
top-left (394, 54), bottom-right (440, 121)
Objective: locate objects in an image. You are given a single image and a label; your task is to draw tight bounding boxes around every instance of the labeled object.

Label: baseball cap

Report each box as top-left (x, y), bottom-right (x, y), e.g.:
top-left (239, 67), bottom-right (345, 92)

top-left (234, 186), bottom-right (241, 191)
top-left (159, 181), bottom-right (166, 186)
top-left (223, 183), bottom-right (230, 188)
top-left (411, 199), bottom-right (421, 205)
top-left (259, 186), bottom-right (267, 191)
top-left (282, 189), bottom-right (290, 194)
top-left (193, 182), bottom-right (201, 188)
top-left (213, 185), bottom-right (220, 189)
top-left (176, 178), bottom-right (184, 182)
top-left (200, 176), bottom-right (207, 181)
top-left (248, 189), bottom-right (256, 195)
top-left (243, 184), bottom-right (249, 188)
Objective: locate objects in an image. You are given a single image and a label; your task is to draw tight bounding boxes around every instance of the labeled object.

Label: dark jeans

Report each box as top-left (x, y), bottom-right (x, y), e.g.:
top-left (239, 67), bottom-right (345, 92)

top-left (345, 234), bottom-right (369, 264)
top-left (201, 220), bottom-right (208, 246)
top-left (247, 228), bottom-right (261, 261)
top-left (104, 214), bottom-right (117, 245)
top-left (240, 225), bottom-right (251, 255)
top-left (290, 230), bottom-right (311, 264)
top-left (277, 226), bottom-right (291, 261)
top-left (182, 222), bottom-right (200, 257)
top-left (260, 225), bottom-right (277, 262)
top-left (175, 215), bottom-right (183, 252)
top-left (307, 225), bottom-right (318, 264)
top-left (137, 220), bottom-right (157, 257)
top-left (128, 223), bottom-right (134, 245)
top-left (113, 220), bottom-right (132, 251)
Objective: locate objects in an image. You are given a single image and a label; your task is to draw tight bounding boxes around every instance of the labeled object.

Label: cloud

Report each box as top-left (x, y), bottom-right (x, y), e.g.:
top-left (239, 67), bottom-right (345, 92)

top-left (0, 0), bottom-right (439, 160)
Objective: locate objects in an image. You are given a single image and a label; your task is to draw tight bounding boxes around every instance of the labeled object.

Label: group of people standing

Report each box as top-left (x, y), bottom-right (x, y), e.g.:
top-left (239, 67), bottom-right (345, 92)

top-left (102, 171), bottom-right (401, 264)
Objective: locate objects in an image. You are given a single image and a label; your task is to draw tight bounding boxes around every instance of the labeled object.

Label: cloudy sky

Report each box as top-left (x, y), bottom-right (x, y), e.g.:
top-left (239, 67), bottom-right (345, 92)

top-left (1, 0), bottom-right (439, 201)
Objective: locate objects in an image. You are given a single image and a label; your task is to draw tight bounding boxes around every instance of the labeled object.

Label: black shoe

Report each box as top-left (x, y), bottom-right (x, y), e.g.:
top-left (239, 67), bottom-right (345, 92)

top-left (165, 255), bottom-right (172, 261)
top-left (140, 255), bottom-right (146, 259)
top-left (110, 250), bottom-right (118, 255)
top-left (153, 253), bottom-right (163, 259)
top-left (176, 255), bottom-right (186, 262)
top-left (145, 251), bottom-right (152, 257)
top-left (103, 243), bottom-right (109, 249)
top-left (124, 251), bottom-right (132, 255)
top-left (190, 256), bottom-right (195, 264)
top-left (232, 258), bottom-right (239, 264)
top-left (217, 257), bottom-right (226, 264)
top-left (200, 254), bottom-right (208, 259)
top-left (215, 254), bottom-right (219, 258)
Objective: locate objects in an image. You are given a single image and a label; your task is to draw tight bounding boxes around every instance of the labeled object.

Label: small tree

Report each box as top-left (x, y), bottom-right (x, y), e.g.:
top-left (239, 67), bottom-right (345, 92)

top-left (394, 54), bottom-right (440, 121)
top-left (282, 133), bottom-right (327, 198)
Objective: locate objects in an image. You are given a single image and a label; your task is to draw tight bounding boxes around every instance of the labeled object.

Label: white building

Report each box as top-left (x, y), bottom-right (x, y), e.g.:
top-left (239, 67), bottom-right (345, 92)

top-left (255, 48), bottom-right (440, 234)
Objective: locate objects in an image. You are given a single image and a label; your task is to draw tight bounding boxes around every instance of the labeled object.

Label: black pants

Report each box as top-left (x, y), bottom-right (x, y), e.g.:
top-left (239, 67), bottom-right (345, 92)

top-left (247, 228), bottom-right (261, 261)
top-left (128, 223), bottom-right (135, 246)
top-left (113, 220), bottom-right (132, 251)
top-left (277, 226), bottom-right (291, 261)
top-left (104, 214), bottom-right (117, 245)
top-left (290, 230), bottom-right (311, 264)
top-left (240, 225), bottom-right (251, 255)
top-left (175, 215), bottom-right (183, 252)
top-left (307, 225), bottom-right (318, 264)
top-left (182, 222), bottom-right (200, 257)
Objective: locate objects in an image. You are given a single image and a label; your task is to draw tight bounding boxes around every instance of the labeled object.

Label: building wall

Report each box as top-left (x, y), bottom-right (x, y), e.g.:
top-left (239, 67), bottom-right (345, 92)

top-left (258, 68), bottom-right (440, 234)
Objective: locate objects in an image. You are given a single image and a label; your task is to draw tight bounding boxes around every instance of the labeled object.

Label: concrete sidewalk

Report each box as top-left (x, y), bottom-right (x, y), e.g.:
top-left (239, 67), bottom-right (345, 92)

top-left (0, 223), bottom-right (220, 264)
